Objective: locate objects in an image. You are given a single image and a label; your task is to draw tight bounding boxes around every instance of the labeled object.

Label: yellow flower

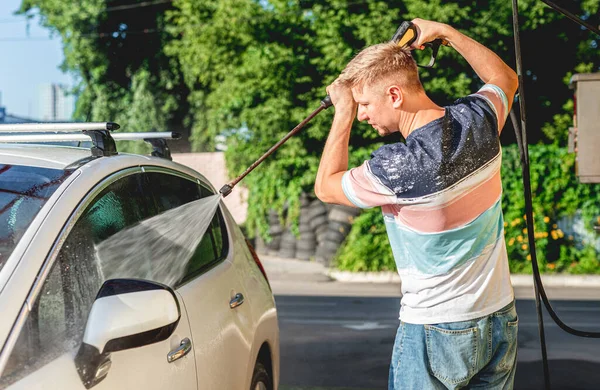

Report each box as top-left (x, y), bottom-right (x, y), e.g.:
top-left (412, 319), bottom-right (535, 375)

top-left (522, 228), bottom-right (528, 234)
top-left (504, 222), bottom-right (508, 227)
top-left (508, 238), bottom-right (515, 246)
top-left (526, 255), bottom-right (531, 261)
top-left (522, 244), bottom-right (528, 250)
top-left (551, 230), bottom-right (558, 240)
top-left (548, 264), bottom-right (556, 270)
top-left (517, 235), bottom-right (523, 242)
top-left (544, 216), bottom-right (550, 223)
top-left (553, 224), bottom-right (558, 229)
top-left (557, 229), bottom-right (564, 238)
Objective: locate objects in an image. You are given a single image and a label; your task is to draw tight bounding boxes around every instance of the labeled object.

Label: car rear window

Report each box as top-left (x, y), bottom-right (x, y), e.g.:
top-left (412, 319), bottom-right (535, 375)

top-left (0, 164), bottom-right (71, 272)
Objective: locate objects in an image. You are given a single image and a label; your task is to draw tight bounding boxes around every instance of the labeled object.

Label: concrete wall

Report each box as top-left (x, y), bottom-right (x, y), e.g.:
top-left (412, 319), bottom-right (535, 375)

top-left (172, 152), bottom-right (248, 224)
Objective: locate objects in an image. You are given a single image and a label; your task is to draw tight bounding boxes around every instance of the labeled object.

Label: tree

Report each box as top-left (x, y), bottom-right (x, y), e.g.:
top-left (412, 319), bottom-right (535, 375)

top-left (22, 0), bottom-right (600, 238)
top-left (165, 0), bottom-right (599, 236)
top-left (19, 0), bottom-right (193, 152)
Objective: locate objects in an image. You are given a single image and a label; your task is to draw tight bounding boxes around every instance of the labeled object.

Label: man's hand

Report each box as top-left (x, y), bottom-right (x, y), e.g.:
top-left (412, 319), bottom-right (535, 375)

top-left (409, 19), bottom-right (450, 50)
top-left (314, 77), bottom-right (357, 208)
top-left (326, 78), bottom-right (358, 117)
top-left (410, 18), bottom-right (518, 116)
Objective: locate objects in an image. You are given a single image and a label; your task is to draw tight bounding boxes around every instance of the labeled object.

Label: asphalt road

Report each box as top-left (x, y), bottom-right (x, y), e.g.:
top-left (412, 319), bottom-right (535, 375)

top-left (276, 295), bottom-right (600, 390)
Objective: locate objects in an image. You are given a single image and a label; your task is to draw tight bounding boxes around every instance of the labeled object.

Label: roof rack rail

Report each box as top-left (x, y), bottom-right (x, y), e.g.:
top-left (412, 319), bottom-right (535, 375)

top-left (0, 122), bottom-right (181, 159)
top-left (0, 132), bottom-right (180, 143)
top-left (0, 122), bottom-right (119, 133)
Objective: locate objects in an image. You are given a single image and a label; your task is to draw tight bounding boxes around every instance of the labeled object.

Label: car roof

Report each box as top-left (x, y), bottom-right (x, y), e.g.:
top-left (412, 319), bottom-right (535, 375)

top-left (0, 144), bottom-right (93, 170)
top-left (0, 144), bottom-right (214, 191)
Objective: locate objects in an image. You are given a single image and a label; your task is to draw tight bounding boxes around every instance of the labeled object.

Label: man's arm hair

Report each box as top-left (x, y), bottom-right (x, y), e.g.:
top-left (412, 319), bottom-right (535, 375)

top-left (442, 25), bottom-right (518, 112)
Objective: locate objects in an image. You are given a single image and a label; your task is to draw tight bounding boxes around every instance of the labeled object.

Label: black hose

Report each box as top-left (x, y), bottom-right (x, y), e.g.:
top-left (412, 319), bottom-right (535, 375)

top-left (511, 0), bottom-right (600, 387)
top-left (510, 107), bottom-right (551, 390)
top-left (512, 0), bottom-right (600, 340)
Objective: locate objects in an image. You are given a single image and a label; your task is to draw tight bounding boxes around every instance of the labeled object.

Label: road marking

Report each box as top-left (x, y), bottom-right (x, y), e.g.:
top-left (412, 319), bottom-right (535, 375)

top-left (546, 306), bottom-right (600, 312)
top-left (276, 302), bottom-right (338, 307)
top-left (518, 321), bottom-right (600, 328)
top-left (343, 321), bottom-right (394, 331)
top-left (280, 318), bottom-right (397, 328)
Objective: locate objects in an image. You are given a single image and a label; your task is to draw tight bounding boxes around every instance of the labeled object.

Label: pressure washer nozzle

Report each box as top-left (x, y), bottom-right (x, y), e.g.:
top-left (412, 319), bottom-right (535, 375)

top-left (321, 95), bottom-right (333, 109)
top-left (219, 184), bottom-right (233, 197)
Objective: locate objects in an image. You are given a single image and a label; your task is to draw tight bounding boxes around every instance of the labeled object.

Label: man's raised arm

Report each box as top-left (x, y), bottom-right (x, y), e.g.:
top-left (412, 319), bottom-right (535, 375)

top-left (411, 19), bottom-right (519, 113)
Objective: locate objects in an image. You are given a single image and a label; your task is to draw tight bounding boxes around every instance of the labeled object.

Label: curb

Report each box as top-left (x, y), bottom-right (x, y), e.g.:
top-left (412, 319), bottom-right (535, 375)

top-left (260, 255), bottom-right (600, 288)
top-left (510, 274), bottom-right (600, 288)
top-left (328, 270), bottom-right (600, 288)
top-left (327, 270), bottom-right (401, 283)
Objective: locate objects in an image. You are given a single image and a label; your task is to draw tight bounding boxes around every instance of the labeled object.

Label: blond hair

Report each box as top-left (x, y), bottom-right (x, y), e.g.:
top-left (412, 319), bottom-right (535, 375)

top-left (339, 42), bottom-right (422, 93)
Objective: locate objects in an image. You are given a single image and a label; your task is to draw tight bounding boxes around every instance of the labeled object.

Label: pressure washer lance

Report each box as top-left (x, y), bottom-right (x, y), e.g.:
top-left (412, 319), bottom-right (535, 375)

top-left (218, 95), bottom-right (332, 197)
top-left (219, 22), bottom-right (447, 197)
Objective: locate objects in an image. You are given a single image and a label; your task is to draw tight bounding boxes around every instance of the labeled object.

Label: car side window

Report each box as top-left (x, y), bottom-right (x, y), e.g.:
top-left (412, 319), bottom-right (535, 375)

top-left (145, 172), bottom-right (229, 285)
top-left (0, 173), bottom-right (153, 387)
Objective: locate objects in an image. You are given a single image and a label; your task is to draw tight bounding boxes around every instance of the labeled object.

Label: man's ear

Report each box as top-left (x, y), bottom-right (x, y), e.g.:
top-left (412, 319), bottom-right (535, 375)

top-left (387, 85), bottom-right (403, 109)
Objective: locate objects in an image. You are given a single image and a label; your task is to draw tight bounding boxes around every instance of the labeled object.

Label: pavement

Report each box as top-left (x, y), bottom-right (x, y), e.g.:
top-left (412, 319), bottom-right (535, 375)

top-left (261, 255), bottom-right (600, 300)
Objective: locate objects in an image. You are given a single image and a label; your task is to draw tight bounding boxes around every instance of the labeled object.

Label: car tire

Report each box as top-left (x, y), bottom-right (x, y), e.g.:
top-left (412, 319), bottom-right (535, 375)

top-left (250, 361), bottom-right (272, 390)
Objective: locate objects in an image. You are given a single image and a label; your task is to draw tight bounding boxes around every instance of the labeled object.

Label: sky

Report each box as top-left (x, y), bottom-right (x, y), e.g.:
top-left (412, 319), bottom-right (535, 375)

top-left (0, 0), bottom-right (74, 118)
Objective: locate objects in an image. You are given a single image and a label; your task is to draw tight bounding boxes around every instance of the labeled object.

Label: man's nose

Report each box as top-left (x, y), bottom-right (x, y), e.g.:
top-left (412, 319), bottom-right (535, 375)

top-left (357, 105), bottom-right (368, 121)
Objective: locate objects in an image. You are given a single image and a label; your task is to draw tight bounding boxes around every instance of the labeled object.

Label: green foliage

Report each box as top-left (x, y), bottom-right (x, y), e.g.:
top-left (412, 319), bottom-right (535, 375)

top-left (24, 0), bottom-right (600, 245)
top-left (501, 144), bottom-right (600, 274)
top-left (335, 144), bottom-right (600, 273)
top-left (19, 0), bottom-right (192, 152)
top-left (335, 207), bottom-right (395, 272)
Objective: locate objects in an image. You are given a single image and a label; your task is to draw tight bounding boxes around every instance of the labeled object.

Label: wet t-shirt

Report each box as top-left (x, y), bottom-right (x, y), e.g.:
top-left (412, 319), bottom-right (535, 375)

top-left (342, 84), bottom-right (513, 324)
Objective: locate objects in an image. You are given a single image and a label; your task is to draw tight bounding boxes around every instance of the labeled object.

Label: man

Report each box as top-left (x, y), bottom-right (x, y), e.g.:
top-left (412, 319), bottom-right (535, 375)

top-left (314, 19), bottom-right (519, 389)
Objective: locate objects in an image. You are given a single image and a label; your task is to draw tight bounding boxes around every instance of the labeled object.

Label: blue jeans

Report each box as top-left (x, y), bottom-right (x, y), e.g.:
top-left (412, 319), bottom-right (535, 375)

top-left (388, 301), bottom-right (518, 389)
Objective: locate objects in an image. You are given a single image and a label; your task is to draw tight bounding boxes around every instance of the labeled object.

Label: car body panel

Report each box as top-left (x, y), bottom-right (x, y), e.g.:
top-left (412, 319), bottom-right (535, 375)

top-left (222, 207), bottom-right (280, 390)
top-left (5, 292), bottom-right (197, 390)
top-left (0, 145), bottom-right (279, 389)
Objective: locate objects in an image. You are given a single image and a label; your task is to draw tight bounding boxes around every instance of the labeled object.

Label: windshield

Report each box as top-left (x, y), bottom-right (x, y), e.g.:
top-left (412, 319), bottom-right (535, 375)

top-left (0, 165), bottom-right (71, 273)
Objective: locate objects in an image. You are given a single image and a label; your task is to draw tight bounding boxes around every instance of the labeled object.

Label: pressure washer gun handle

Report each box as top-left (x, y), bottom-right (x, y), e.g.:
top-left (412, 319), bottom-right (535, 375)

top-left (392, 21), bottom-right (448, 68)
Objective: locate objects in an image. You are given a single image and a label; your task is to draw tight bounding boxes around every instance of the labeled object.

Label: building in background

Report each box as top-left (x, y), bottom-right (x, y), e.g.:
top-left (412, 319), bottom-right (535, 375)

top-left (0, 92), bottom-right (38, 124)
top-left (37, 83), bottom-right (74, 121)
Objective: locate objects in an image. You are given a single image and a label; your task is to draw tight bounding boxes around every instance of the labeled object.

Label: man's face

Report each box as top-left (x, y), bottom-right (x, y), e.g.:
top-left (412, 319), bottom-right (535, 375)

top-left (351, 83), bottom-right (398, 136)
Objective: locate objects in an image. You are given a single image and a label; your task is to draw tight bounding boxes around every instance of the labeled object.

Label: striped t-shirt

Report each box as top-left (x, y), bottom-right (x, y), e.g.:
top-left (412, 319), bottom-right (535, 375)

top-left (342, 84), bottom-right (514, 324)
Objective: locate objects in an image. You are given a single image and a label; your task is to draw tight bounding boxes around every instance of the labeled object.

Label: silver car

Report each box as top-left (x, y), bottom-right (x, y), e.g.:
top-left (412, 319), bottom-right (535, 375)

top-left (0, 124), bottom-right (279, 390)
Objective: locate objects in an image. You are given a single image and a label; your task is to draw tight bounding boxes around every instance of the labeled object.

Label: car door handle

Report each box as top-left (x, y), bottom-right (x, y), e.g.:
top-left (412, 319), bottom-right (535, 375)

top-left (229, 292), bottom-right (245, 309)
top-left (167, 338), bottom-right (192, 363)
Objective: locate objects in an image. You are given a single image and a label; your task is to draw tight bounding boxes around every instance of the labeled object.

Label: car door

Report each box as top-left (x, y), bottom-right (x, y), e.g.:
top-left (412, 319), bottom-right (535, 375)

top-left (0, 170), bottom-right (198, 390)
top-left (144, 169), bottom-right (254, 390)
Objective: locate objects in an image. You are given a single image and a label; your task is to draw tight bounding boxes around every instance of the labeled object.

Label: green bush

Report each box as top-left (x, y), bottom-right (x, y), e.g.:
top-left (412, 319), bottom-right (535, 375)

top-left (334, 144), bottom-right (600, 274)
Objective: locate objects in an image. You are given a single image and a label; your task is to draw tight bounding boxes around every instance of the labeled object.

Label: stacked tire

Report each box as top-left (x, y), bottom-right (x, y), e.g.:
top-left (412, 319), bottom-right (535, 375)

top-left (266, 209), bottom-right (283, 255)
top-left (307, 199), bottom-right (328, 263)
top-left (296, 196), bottom-right (317, 260)
top-left (315, 204), bottom-right (360, 266)
top-left (255, 195), bottom-right (361, 264)
top-left (278, 227), bottom-right (297, 258)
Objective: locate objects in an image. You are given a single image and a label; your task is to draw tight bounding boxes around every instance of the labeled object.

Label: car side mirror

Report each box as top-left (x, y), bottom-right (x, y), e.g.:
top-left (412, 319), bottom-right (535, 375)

top-left (74, 279), bottom-right (180, 388)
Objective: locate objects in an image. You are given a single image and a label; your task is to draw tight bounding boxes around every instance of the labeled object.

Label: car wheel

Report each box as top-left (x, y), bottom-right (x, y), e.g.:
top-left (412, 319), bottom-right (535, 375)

top-left (250, 361), bottom-right (272, 390)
